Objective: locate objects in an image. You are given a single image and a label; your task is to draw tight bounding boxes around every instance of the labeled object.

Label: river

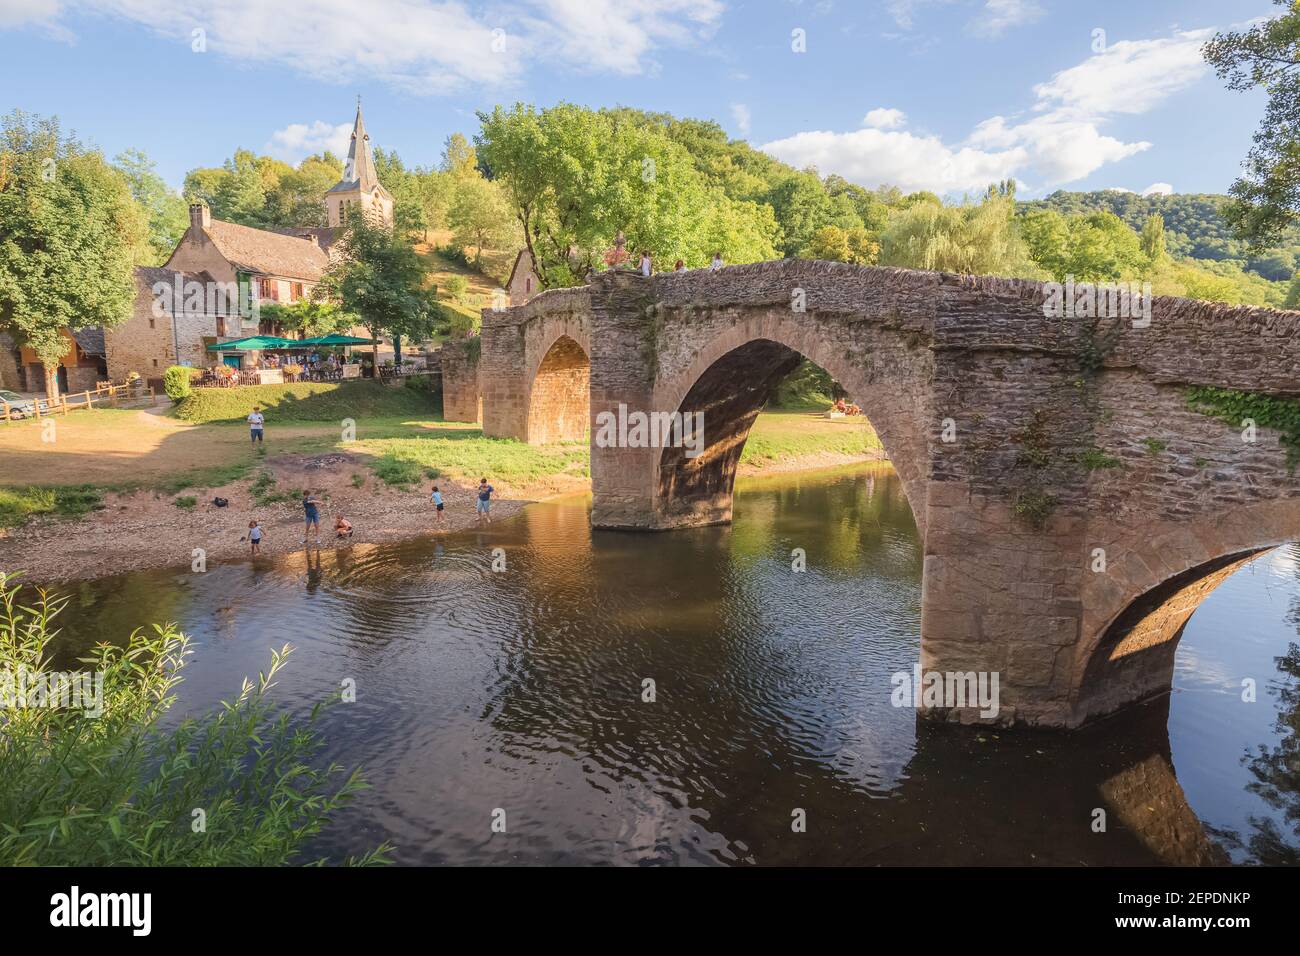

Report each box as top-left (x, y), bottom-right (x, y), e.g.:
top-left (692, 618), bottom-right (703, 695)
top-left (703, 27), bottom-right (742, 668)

top-left (45, 463), bottom-right (1300, 865)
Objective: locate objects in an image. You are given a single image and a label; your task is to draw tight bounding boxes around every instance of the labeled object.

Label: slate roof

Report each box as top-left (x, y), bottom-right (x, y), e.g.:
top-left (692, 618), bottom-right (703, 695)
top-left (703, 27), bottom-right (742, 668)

top-left (203, 219), bottom-right (330, 281)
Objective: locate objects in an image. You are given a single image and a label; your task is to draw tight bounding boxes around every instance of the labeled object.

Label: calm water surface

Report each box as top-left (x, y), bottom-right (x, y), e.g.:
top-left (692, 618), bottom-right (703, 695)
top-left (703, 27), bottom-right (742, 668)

top-left (46, 464), bottom-right (1300, 865)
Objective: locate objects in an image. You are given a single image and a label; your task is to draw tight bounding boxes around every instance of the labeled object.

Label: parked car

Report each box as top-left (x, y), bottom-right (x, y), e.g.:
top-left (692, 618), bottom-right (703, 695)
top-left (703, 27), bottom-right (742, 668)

top-left (0, 389), bottom-right (37, 419)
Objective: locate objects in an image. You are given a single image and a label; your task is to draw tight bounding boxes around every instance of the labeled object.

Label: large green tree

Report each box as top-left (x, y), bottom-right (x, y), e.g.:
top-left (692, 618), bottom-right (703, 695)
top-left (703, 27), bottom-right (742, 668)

top-left (313, 216), bottom-right (439, 367)
top-left (0, 110), bottom-right (145, 397)
top-left (447, 173), bottom-right (516, 267)
top-left (1205, 2), bottom-right (1300, 248)
top-left (475, 103), bottom-right (779, 287)
top-left (113, 148), bottom-right (188, 265)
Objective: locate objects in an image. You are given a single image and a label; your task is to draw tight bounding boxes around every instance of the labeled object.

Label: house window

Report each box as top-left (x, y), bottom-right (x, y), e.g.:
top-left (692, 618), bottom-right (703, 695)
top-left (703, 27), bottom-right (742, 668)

top-left (291, 282), bottom-right (304, 301)
top-left (258, 277), bottom-right (279, 301)
top-left (217, 317), bottom-right (226, 336)
top-left (525, 277), bottom-right (532, 293)
top-left (152, 359), bottom-right (158, 367)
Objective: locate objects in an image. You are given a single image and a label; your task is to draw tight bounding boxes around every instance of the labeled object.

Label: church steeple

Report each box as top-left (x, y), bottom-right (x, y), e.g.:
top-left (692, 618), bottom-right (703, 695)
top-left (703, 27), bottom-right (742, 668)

top-left (342, 98), bottom-right (379, 192)
top-left (325, 97), bottom-right (393, 228)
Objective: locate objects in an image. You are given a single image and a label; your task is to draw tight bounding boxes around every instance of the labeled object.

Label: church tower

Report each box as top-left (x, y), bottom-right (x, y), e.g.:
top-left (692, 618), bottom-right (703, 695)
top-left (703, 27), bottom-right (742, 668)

top-left (325, 99), bottom-right (394, 228)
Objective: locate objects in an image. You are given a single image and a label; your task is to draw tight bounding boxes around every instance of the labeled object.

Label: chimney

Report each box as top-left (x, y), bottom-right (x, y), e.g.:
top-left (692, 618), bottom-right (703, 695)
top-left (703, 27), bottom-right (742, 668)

top-left (189, 202), bottom-right (211, 231)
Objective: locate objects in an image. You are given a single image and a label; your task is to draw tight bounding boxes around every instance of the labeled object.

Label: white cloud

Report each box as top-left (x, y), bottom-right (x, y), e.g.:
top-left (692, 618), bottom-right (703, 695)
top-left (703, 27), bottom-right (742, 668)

top-left (1032, 29), bottom-right (1212, 115)
top-left (969, 0), bottom-right (1043, 38)
top-left (266, 121), bottom-right (352, 164)
top-left (1, 0), bottom-right (726, 92)
top-left (760, 126), bottom-right (1026, 195)
top-left (764, 24), bottom-right (1211, 195)
top-left (730, 103), bottom-right (751, 136)
top-left (0, 0), bottom-right (72, 39)
top-left (1141, 182), bottom-right (1174, 196)
top-left (863, 107), bottom-right (906, 130)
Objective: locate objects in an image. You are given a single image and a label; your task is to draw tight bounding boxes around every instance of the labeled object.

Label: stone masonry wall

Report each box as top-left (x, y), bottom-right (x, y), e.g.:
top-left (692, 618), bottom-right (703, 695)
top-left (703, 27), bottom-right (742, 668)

top-left (439, 339), bottom-right (482, 424)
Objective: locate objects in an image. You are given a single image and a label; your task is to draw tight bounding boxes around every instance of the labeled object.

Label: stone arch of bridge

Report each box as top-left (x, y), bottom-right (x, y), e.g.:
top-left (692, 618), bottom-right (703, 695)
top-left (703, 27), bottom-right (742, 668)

top-left (524, 322), bottom-right (591, 446)
top-left (1072, 497), bottom-right (1300, 723)
top-left (650, 312), bottom-right (929, 534)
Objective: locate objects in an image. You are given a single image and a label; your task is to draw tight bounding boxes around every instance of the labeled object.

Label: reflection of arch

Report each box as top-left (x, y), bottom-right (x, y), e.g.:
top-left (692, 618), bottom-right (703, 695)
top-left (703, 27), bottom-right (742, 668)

top-left (651, 315), bottom-right (929, 533)
top-left (1073, 498), bottom-right (1300, 722)
top-left (526, 331), bottom-right (589, 445)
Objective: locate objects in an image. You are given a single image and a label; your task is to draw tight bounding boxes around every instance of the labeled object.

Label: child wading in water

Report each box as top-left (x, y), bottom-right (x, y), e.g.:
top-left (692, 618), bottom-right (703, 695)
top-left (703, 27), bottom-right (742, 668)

top-left (247, 520), bottom-right (263, 555)
top-left (430, 484), bottom-right (445, 527)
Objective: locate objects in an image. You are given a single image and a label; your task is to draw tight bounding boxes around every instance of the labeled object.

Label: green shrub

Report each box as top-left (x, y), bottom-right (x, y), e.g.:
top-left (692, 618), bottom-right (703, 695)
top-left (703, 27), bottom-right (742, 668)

top-left (443, 275), bottom-right (469, 302)
top-left (174, 495), bottom-right (197, 510)
top-left (0, 576), bottom-right (389, 865)
top-left (173, 380), bottom-right (436, 424)
top-left (0, 486), bottom-right (103, 528)
top-left (373, 454), bottom-right (424, 486)
top-left (162, 365), bottom-right (199, 401)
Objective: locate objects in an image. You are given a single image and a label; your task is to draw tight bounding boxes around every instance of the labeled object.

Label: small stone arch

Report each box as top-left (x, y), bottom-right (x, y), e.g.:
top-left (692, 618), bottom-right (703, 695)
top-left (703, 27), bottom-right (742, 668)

top-left (524, 323), bottom-right (591, 445)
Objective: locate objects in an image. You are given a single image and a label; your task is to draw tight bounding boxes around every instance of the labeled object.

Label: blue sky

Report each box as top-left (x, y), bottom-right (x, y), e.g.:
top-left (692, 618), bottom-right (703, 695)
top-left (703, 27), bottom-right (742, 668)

top-left (0, 0), bottom-right (1272, 199)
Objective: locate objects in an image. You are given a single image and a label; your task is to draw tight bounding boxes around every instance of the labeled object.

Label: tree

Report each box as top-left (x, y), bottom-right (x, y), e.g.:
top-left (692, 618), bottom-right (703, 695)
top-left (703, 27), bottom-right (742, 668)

top-left (1204, 3), bottom-right (1300, 248)
top-left (374, 147), bottom-right (429, 240)
top-left (1019, 208), bottom-right (1145, 281)
top-left (805, 225), bottom-right (879, 264)
top-left (313, 216), bottom-right (440, 367)
top-left (263, 152), bottom-right (342, 228)
top-left (259, 299), bottom-right (355, 338)
top-left (0, 110), bottom-right (145, 398)
top-left (448, 174), bottom-right (516, 268)
top-left (1139, 213), bottom-right (1167, 266)
top-left (440, 133), bottom-right (478, 178)
top-left (881, 193), bottom-right (1038, 277)
top-left (476, 102), bottom-right (780, 287)
top-left (113, 148), bottom-right (188, 265)
top-left (211, 149), bottom-right (266, 226)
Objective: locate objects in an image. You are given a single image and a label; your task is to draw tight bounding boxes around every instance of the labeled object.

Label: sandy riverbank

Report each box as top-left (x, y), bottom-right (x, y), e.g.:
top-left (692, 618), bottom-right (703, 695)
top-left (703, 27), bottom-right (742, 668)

top-left (0, 447), bottom-right (884, 585)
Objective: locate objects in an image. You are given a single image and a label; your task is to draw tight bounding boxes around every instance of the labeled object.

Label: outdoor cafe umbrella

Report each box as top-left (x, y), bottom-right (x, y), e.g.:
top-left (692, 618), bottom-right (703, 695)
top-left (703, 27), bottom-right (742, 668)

top-left (205, 336), bottom-right (298, 351)
top-left (298, 334), bottom-right (378, 346)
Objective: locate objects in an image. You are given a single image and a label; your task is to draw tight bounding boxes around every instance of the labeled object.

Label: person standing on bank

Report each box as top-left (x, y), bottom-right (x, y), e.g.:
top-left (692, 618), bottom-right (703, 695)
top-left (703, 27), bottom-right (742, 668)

top-left (430, 484), bottom-right (445, 527)
top-left (709, 251), bottom-right (723, 272)
top-left (640, 250), bottom-right (652, 277)
top-left (302, 490), bottom-right (321, 545)
top-left (476, 478), bottom-right (494, 525)
top-left (248, 406), bottom-right (265, 445)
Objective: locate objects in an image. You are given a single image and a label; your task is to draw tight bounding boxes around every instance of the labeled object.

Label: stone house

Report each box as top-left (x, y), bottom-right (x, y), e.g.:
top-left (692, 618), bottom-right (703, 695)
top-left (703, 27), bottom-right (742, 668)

top-left (6, 328), bottom-right (107, 394)
top-left (103, 102), bottom-right (393, 381)
top-left (506, 248), bottom-right (541, 307)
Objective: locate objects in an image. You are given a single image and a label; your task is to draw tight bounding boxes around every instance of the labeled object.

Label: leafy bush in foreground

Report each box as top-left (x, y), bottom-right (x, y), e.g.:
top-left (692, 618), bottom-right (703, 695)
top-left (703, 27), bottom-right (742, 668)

top-left (0, 575), bottom-right (389, 866)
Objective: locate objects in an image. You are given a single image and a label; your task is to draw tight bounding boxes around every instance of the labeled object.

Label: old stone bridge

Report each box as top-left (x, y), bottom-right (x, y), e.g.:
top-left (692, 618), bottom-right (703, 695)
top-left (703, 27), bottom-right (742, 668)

top-left (439, 260), bottom-right (1300, 729)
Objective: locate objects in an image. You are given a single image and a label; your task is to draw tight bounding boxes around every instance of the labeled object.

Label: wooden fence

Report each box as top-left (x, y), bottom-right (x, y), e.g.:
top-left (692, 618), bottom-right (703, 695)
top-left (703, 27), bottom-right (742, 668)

top-left (1, 382), bottom-right (157, 424)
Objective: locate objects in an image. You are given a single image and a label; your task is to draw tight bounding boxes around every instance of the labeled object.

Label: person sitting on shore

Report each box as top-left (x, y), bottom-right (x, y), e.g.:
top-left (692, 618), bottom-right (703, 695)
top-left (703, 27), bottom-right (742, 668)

top-left (674, 259), bottom-right (686, 273)
top-left (709, 251), bottom-right (724, 272)
top-left (335, 515), bottom-right (353, 539)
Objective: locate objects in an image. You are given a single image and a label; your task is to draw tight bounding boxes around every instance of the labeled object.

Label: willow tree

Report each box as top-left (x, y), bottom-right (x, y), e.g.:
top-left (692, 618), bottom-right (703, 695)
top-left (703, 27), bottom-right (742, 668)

top-left (0, 110), bottom-right (144, 398)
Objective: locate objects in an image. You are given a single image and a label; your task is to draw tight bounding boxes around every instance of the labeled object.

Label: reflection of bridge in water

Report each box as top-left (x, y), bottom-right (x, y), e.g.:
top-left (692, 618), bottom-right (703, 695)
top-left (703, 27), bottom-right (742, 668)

top-left (440, 261), bottom-right (1300, 729)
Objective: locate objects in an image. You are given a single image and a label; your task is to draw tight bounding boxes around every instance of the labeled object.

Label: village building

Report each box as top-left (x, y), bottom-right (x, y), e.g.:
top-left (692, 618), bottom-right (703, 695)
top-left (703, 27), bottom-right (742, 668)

top-left (506, 248), bottom-right (541, 307)
top-left (2, 329), bottom-right (107, 394)
top-left (102, 101), bottom-right (394, 385)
